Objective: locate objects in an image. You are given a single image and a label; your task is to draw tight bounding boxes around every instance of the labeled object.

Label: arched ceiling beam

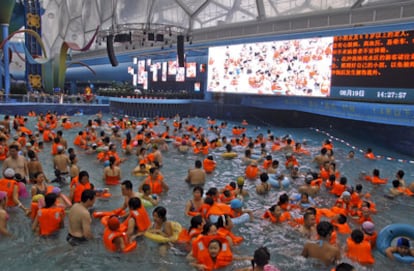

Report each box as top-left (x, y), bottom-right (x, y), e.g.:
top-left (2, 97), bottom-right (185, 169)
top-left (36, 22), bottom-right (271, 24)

top-left (175, 0), bottom-right (192, 17)
top-left (189, 0), bottom-right (211, 31)
top-left (256, 0), bottom-right (266, 20)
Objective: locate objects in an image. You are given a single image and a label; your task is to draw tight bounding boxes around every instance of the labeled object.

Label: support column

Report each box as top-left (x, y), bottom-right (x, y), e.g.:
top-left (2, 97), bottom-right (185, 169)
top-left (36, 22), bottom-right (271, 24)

top-left (2, 23), bottom-right (10, 101)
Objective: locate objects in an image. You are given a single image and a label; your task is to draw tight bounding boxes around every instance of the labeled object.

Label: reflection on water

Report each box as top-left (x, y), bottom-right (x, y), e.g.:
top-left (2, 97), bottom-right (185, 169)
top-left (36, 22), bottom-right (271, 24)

top-left (2, 115), bottom-right (414, 271)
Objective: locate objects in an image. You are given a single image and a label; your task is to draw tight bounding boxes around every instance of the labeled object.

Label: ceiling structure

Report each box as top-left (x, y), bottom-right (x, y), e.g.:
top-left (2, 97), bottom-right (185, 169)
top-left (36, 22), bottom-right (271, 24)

top-left (33, 0), bottom-right (414, 58)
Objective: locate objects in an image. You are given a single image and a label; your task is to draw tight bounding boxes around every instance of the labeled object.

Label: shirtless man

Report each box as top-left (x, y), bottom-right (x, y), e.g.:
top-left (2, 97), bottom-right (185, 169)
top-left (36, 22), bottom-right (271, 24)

top-left (56, 130), bottom-right (68, 150)
top-left (53, 146), bottom-right (70, 175)
top-left (298, 175), bottom-right (320, 197)
top-left (2, 144), bottom-right (29, 182)
top-left (120, 180), bottom-right (141, 210)
top-left (67, 189), bottom-right (96, 245)
top-left (299, 212), bottom-right (318, 240)
top-left (151, 144), bottom-right (163, 167)
top-left (302, 221), bottom-right (341, 266)
top-left (185, 160), bottom-right (206, 185)
top-left (312, 147), bottom-right (330, 168)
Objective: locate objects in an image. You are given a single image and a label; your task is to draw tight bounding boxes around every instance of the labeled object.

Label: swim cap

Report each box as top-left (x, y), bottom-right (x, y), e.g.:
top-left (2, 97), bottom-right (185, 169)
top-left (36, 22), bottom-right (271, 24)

top-left (341, 191), bottom-right (351, 198)
top-left (107, 216), bottom-right (120, 231)
top-left (230, 199), bottom-right (243, 209)
top-left (51, 187), bottom-right (61, 195)
top-left (57, 145), bottom-right (64, 152)
top-left (0, 191), bottom-right (6, 201)
top-left (4, 168), bottom-right (15, 178)
top-left (32, 194), bottom-right (45, 203)
top-left (103, 160), bottom-right (110, 167)
top-left (362, 221), bottom-right (375, 234)
top-left (397, 237), bottom-right (410, 248)
top-left (236, 176), bottom-right (245, 186)
top-left (305, 174), bottom-right (314, 182)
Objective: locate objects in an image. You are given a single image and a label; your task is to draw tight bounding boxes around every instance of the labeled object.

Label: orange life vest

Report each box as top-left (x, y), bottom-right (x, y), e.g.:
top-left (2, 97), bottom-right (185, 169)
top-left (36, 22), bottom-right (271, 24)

top-left (206, 203), bottom-right (232, 218)
top-left (122, 207), bottom-right (151, 232)
top-left (143, 175), bottom-right (163, 194)
top-left (346, 238), bottom-right (375, 265)
top-left (0, 179), bottom-right (17, 207)
top-left (217, 227), bottom-right (243, 245)
top-left (0, 145), bottom-right (8, 160)
top-left (72, 182), bottom-right (92, 203)
top-left (103, 228), bottom-right (137, 253)
top-left (194, 236), bottom-right (233, 271)
top-left (262, 210), bottom-right (291, 223)
top-left (37, 207), bottom-right (65, 236)
top-left (245, 165), bottom-right (259, 179)
top-left (364, 232), bottom-right (377, 249)
top-left (203, 159), bottom-right (216, 173)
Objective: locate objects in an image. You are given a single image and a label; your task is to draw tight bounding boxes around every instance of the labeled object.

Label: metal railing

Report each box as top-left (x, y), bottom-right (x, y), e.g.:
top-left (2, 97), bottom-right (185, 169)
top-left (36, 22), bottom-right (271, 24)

top-left (0, 94), bottom-right (107, 104)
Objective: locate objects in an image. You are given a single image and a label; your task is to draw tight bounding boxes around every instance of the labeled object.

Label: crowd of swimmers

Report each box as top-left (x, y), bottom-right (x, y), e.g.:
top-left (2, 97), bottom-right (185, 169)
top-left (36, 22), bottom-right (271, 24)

top-left (0, 111), bottom-right (413, 270)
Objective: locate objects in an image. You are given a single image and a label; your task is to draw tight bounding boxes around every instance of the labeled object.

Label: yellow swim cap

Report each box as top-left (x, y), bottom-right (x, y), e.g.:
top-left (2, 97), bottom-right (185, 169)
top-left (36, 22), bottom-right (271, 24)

top-left (32, 194), bottom-right (44, 202)
top-left (237, 176), bottom-right (245, 186)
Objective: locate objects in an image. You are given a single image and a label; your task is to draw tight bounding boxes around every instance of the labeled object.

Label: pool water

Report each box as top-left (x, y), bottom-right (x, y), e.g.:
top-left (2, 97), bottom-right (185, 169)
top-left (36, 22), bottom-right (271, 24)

top-left (3, 114), bottom-right (414, 271)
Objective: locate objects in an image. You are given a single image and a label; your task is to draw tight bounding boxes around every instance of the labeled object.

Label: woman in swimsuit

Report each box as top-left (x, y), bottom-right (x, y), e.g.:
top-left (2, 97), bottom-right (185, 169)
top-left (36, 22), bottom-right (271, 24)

top-left (31, 172), bottom-right (47, 197)
top-left (184, 186), bottom-right (204, 217)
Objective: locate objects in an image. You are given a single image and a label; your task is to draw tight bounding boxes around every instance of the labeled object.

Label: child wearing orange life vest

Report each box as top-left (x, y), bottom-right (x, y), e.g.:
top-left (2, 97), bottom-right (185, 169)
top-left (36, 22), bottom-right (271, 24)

top-left (245, 161), bottom-right (260, 180)
top-left (216, 214), bottom-right (243, 246)
top-left (103, 216), bottom-right (136, 253)
top-left (361, 221), bottom-right (377, 249)
top-left (262, 155), bottom-right (272, 170)
top-left (285, 153), bottom-right (299, 170)
top-left (364, 148), bottom-right (375, 160)
top-left (331, 214), bottom-right (352, 235)
top-left (32, 193), bottom-right (65, 236)
top-left (364, 168), bottom-right (387, 184)
top-left (345, 229), bottom-right (375, 265)
top-left (262, 204), bottom-right (292, 224)
top-left (203, 155), bottom-right (216, 174)
top-left (219, 190), bottom-right (235, 204)
top-left (330, 176), bottom-right (348, 197)
top-left (190, 238), bottom-right (233, 271)
top-left (124, 197), bottom-right (151, 240)
top-left (177, 215), bottom-right (204, 244)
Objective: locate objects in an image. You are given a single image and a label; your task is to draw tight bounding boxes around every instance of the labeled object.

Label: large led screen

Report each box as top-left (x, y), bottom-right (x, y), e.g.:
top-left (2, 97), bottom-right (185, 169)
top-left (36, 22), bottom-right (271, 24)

top-left (207, 30), bottom-right (414, 102)
top-left (207, 37), bottom-right (333, 96)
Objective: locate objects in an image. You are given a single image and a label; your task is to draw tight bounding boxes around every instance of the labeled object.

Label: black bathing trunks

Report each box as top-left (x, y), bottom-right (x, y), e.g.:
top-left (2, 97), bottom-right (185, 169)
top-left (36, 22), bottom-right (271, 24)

top-left (66, 233), bottom-right (87, 246)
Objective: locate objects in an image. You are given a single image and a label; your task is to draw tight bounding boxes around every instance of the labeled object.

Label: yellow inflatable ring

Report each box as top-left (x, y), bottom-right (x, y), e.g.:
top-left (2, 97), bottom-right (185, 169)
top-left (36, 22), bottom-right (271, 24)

top-left (221, 152), bottom-right (238, 159)
top-left (144, 221), bottom-right (182, 243)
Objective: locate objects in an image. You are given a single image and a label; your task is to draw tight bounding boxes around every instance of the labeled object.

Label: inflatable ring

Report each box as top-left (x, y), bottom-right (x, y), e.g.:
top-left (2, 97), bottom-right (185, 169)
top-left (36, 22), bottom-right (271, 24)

top-left (269, 176), bottom-right (290, 189)
top-left (377, 223), bottom-right (414, 264)
top-left (221, 152), bottom-right (238, 159)
top-left (231, 213), bottom-right (250, 225)
top-left (210, 213), bottom-right (250, 225)
top-left (139, 196), bottom-right (154, 208)
top-left (93, 208), bottom-right (126, 219)
top-left (144, 221), bottom-right (182, 243)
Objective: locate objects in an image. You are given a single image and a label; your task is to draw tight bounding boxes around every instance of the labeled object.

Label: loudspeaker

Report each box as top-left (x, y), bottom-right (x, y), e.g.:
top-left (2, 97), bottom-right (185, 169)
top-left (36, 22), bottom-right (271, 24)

top-left (177, 35), bottom-right (185, 67)
top-left (156, 34), bottom-right (164, 42)
top-left (106, 35), bottom-right (119, 67)
top-left (148, 33), bottom-right (155, 41)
